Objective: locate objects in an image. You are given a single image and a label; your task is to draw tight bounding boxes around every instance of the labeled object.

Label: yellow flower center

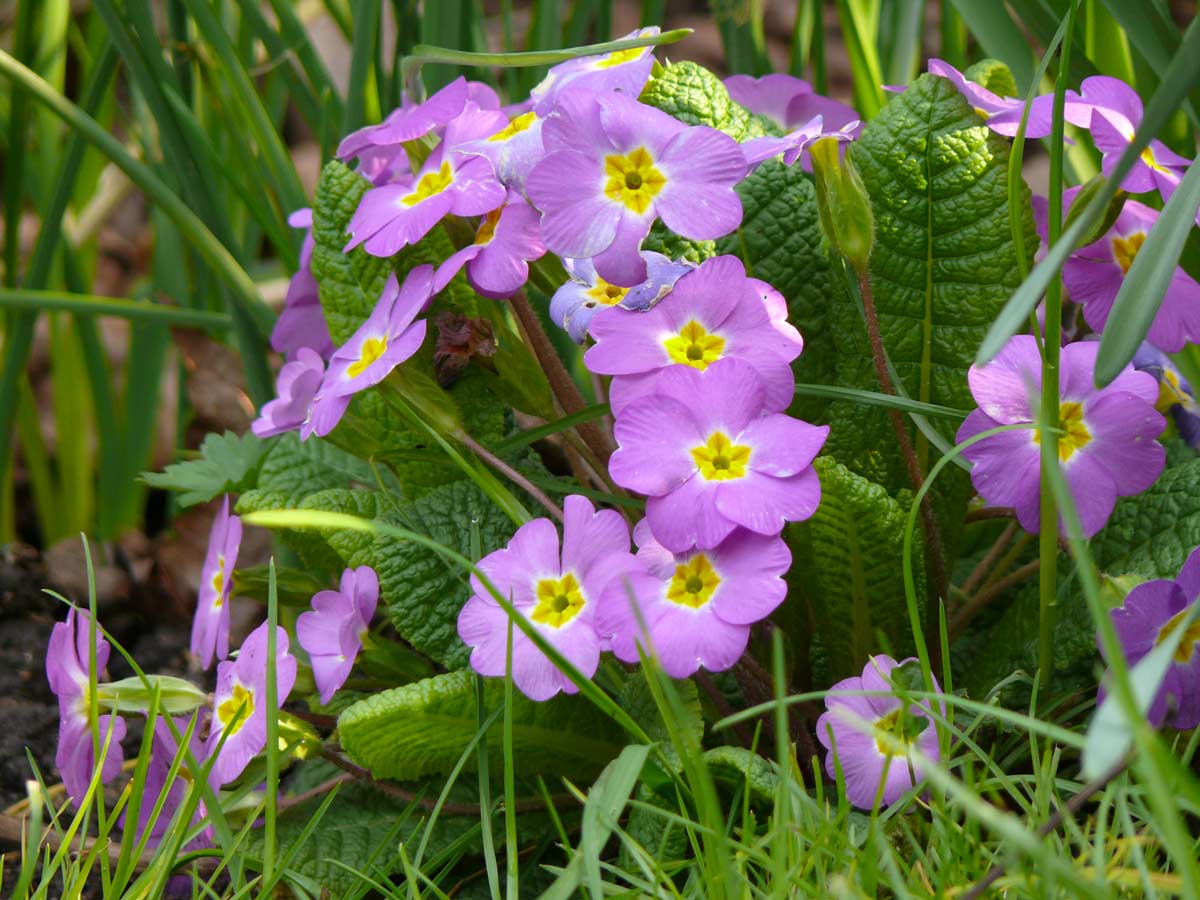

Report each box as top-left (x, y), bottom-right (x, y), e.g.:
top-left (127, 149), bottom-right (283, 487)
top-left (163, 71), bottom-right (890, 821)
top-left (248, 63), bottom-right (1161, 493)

top-left (1157, 368), bottom-right (1191, 414)
top-left (1140, 145), bottom-right (1170, 174)
top-left (217, 682), bottom-right (255, 736)
top-left (972, 106), bottom-right (992, 121)
top-left (531, 572), bottom-right (586, 628)
top-left (210, 556), bottom-right (226, 608)
top-left (1111, 231), bottom-right (1146, 275)
top-left (873, 708), bottom-right (913, 756)
top-left (475, 208), bottom-right (502, 246)
top-left (666, 555), bottom-right (721, 608)
top-left (663, 320), bottom-right (725, 370)
top-left (604, 147), bottom-right (666, 215)
top-left (402, 161), bottom-right (454, 206)
top-left (1155, 607), bottom-right (1200, 664)
top-left (488, 111), bottom-right (537, 142)
top-left (585, 277), bottom-right (629, 307)
top-left (597, 47), bottom-right (645, 68)
top-left (691, 432), bottom-right (752, 481)
top-left (347, 335), bottom-right (389, 379)
top-left (1033, 401), bottom-right (1091, 462)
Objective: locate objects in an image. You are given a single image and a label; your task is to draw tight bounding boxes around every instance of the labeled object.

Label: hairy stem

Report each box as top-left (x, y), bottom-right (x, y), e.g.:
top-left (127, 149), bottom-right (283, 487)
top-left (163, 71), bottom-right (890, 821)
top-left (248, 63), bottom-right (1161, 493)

top-left (458, 430), bottom-right (564, 522)
top-left (509, 292), bottom-right (614, 463)
top-left (855, 268), bottom-right (950, 651)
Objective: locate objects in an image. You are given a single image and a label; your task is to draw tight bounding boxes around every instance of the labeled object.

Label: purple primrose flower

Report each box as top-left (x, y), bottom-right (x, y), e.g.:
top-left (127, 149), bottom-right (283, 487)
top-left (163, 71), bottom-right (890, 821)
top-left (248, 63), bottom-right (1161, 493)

top-left (271, 209), bottom-right (334, 359)
top-left (206, 622), bottom-right (297, 788)
top-left (527, 90), bottom-right (746, 287)
top-left (190, 495), bottom-right (243, 669)
top-left (924, 58), bottom-right (1061, 137)
top-left (297, 566), bottom-right (379, 704)
top-left (530, 27), bottom-right (660, 115)
top-left (1133, 344), bottom-right (1200, 449)
top-left (123, 717), bottom-right (211, 850)
top-left (817, 655), bottom-right (943, 810)
top-left (345, 104), bottom-right (509, 257)
top-left (609, 358), bottom-right (828, 553)
top-left (457, 495), bottom-right (639, 701)
top-left (585, 256), bottom-right (803, 416)
top-left (957, 336), bottom-right (1165, 538)
top-left (724, 73), bottom-right (860, 136)
top-left (1066, 76), bottom-right (1194, 216)
top-left (596, 519), bottom-right (791, 677)
top-left (549, 252), bottom-right (693, 343)
top-left (454, 110), bottom-right (546, 194)
top-left (252, 347), bottom-right (326, 439)
top-left (46, 607), bottom-right (127, 803)
top-left (433, 192), bottom-right (546, 299)
top-left (740, 114), bottom-right (860, 168)
top-left (1103, 545), bottom-right (1200, 729)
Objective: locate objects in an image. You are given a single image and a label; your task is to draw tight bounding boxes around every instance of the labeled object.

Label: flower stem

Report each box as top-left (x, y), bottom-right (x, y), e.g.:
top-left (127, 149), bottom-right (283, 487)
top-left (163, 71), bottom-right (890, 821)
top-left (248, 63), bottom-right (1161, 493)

top-left (854, 267), bottom-right (950, 645)
top-left (457, 431), bottom-right (564, 522)
top-left (509, 291), bottom-right (614, 463)
top-left (1037, 0), bottom-right (1078, 706)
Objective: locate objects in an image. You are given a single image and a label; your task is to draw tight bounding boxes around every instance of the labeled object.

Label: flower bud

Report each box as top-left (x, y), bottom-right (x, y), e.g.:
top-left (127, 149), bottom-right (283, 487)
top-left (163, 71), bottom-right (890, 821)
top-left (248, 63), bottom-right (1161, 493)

top-left (95, 675), bottom-right (209, 716)
top-left (810, 138), bottom-right (875, 270)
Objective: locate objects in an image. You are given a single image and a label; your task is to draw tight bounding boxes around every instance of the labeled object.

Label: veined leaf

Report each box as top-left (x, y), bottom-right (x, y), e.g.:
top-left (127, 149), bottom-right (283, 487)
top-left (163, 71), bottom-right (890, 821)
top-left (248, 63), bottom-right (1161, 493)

top-left (141, 431), bottom-right (265, 507)
top-left (338, 670), bottom-right (625, 781)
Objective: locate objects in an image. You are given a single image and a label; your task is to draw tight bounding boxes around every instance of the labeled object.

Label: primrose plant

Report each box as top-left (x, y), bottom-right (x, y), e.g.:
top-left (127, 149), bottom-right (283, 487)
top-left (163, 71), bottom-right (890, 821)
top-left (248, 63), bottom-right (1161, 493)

top-left (45, 27), bottom-right (1200, 891)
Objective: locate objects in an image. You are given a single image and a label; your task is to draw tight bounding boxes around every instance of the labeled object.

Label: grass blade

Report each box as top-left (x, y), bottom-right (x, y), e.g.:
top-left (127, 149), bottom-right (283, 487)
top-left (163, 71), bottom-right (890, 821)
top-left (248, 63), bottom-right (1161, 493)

top-left (0, 289), bottom-right (233, 327)
top-left (947, 0), bottom-right (1035, 93)
top-left (834, 0), bottom-right (884, 118)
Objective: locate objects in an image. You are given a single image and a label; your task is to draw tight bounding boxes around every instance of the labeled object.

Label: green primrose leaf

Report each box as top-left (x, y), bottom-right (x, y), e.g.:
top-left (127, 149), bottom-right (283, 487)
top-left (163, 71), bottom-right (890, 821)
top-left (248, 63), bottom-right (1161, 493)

top-left (141, 430), bottom-right (266, 507)
top-left (338, 670), bottom-right (625, 781)
top-left (786, 457), bottom-right (926, 682)
top-left (824, 72), bottom-right (1036, 507)
top-left (639, 60), bottom-right (764, 140)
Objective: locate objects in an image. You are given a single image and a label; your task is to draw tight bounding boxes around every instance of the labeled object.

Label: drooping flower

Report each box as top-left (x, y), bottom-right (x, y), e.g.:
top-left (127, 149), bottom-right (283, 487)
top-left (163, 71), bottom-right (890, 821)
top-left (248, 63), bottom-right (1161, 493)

top-left (530, 27), bottom-right (660, 115)
top-left (251, 347), bottom-right (325, 439)
top-left (308, 266), bottom-right (433, 437)
top-left (585, 256), bottom-right (803, 415)
top-left (190, 496), bottom-right (243, 669)
top-left (271, 209), bottom-right (334, 359)
top-left (1132, 344), bottom-right (1200, 449)
top-left (817, 655), bottom-right (943, 810)
top-left (432, 192), bottom-right (546, 299)
top-left (609, 358), bottom-right (828, 553)
top-left (724, 73), bottom-right (860, 136)
top-left (457, 495), bottom-right (638, 701)
top-left (338, 77), bottom-right (500, 184)
top-left (46, 607), bottom-right (127, 803)
top-left (596, 520), bottom-right (790, 677)
top-left (1048, 189), bottom-right (1200, 353)
top-left (345, 104), bottom-right (508, 257)
top-left (740, 114), bottom-right (860, 168)
top-left (923, 58), bottom-right (1062, 137)
top-left (1066, 76), bottom-right (1195, 216)
top-left (549, 252), bottom-right (693, 343)
top-left (1102, 544), bottom-right (1200, 729)
top-left (297, 566), bottom-right (379, 704)
top-left (527, 90), bottom-right (746, 287)
top-left (957, 336), bottom-right (1165, 538)
top-left (122, 717), bottom-right (211, 850)
top-left (206, 622), bottom-right (297, 788)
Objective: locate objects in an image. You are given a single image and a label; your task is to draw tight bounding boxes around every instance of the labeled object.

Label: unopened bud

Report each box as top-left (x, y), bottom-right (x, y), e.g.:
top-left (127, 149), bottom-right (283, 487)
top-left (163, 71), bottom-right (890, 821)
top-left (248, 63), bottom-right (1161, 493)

top-left (96, 675), bottom-right (209, 716)
top-left (810, 138), bottom-right (875, 270)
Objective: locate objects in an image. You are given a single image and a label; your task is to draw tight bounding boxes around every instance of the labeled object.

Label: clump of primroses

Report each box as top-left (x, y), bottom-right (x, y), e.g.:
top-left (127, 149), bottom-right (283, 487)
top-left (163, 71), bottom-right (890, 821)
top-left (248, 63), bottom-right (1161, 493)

top-left (50, 33), bottom-right (1199, 830)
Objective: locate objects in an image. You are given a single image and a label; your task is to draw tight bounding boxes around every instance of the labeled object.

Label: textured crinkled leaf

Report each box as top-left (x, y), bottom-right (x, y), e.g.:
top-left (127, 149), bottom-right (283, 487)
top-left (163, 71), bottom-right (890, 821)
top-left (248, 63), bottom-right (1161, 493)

top-left (618, 674), bottom-right (703, 766)
top-left (641, 221), bottom-right (717, 265)
top-left (640, 60), bottom-right (765, 141)
top-left (621, 784), bottom-right (688, 871)
top-left (786, 457), bottom-right (925, 681)
top-left (716, 159), bottom-right (834, 422)
top-left (704, 746), bottom-right (782, 803)
top-left (304, 480), bottom-right (515, 668)
top-left (825, 73), bottom-right (1036, 491)
top-left (963, 59), bottom-right (1018, 98)
top-left (338, 670), bottom-right (625, 780)
top-left (141, 431), bottom-right (265, 506)
top-left (255, 432), bottom-right (400, 504)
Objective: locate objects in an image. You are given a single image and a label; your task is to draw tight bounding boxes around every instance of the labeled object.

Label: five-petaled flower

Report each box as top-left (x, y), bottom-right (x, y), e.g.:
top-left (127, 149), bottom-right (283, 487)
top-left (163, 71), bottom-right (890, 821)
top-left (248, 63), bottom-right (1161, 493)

top-left (529, 27), bottom-right (660, 115)
top-left (206, 622), bottom-right (297, 788)
top-left (527, 90), bottom-right (746, 287)
top-left (433, 191), bottom-right (546, 299)
top-left (190, 495), bottom-right (243, 669)
top-left (609, 358), bottom-right (828, 553)
top-left (957, 336), bottom-right (1165, 538)
top-left (585, 256), bottom-right (803, 415)
top-left (817, 655), bottom-right (943, 810)
top-left (46, 607), bottom-right (127, 804)
top-left (271, 208), bottom-right (334, 359)
top-left (1102, 545), bottom-right (1200, 730)
top-left (457, 495), bottom-right (639, 701)
top-left (549, 252), bottom-right (692, 343)
top-left (252, 347), bottom-right (325, 439)
top-left (597, 520), bottom-right (791, 677)
top-left (297, 566), bottom-right (379, 704)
